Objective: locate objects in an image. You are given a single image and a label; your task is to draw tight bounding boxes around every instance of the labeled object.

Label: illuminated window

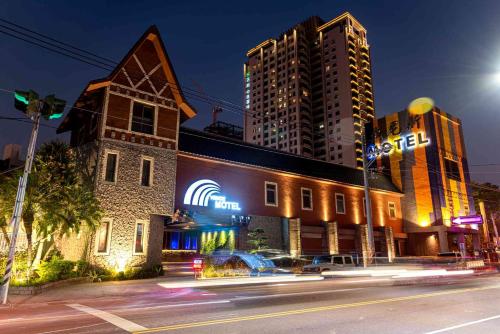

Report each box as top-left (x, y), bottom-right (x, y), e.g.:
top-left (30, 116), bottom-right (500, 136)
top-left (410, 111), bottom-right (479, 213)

top-left (134, 221), bottom-right (145, 254)
top-left (335, 193), bottom-right (345, 214)
top-left (131, 101), bottom-right (155, 135)
top-left (265, 181), bottom-right (278, 207)
top-left (104, 152), bottom-right (118, 183)
top-left (96, 220), bottom-right (112, 254)
top-left (301, 188), bottom-right (313, 210)
top-left (140, 157), bottom-right (153, 187)
top-left (388, 202), bottom-right (397, 219)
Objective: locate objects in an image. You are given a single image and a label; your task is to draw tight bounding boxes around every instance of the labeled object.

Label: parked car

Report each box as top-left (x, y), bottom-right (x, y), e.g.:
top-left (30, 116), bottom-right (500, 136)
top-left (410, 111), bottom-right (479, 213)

top-left (254, 249), bottom-right (311, 273)
top-left (302, 254), bottom-right (356, 273)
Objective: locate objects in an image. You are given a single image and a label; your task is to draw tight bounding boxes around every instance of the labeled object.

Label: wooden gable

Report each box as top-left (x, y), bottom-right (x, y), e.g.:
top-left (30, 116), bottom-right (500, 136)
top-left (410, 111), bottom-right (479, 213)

top-left (87, 26), bottom-right (196, 121)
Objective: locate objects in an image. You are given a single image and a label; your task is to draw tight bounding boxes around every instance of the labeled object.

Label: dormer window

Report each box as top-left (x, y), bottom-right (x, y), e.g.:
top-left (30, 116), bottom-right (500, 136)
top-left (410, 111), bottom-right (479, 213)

top-left (131, 101), bottom-right (155, 135)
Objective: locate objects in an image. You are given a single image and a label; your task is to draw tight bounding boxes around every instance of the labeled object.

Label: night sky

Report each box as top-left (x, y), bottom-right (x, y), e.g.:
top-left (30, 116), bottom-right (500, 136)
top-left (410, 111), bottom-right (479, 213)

top-left (1, 0), bottom-right (499, 184)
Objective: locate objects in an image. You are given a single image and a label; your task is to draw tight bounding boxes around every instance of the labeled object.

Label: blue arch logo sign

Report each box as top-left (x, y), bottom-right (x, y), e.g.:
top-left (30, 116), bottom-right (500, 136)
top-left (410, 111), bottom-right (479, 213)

top-left (183, 179), bottom-right (241, 211)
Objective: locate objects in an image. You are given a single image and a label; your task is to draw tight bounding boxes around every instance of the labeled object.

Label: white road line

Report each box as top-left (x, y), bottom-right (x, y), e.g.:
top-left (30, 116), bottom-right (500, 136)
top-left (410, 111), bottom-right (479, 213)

top-left (67, 303), bottom-right (147, 332)
top-left (424, 314), bottom-right (500, 333)
top-left (37, 322), bottom-right (106, 334)
top-left (119, 299), bottom-right (231, 311)
top-left (232, 288), bottom-right (364, 301)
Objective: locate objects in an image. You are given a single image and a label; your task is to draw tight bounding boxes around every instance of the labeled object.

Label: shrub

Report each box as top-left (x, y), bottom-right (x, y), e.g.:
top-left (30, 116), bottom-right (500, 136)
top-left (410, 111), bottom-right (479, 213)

top-left (36, 256), bottom-right (75, 282)
top-left (0, 251), bottom-right (30, 284)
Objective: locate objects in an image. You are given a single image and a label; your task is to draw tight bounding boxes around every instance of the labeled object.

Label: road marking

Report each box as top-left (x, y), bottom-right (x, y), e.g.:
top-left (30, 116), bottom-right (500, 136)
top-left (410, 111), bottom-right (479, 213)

top-left (133, 284), bottom-right (500, 333)
top-left (119, 299), bottom-right (231, 311)
top-left (67, 303), bottom-right (147, 332)
top-left (232, 288), bottom-right (364, 301)
top-left (424, 314), bottom-right (500, 333)
top-left (37, 322), bottom-right (107, 334)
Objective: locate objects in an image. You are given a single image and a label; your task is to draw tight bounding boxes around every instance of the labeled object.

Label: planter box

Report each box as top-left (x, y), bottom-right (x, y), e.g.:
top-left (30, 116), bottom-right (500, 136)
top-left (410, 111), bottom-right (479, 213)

top-left (10, 277), bottom-right (92, 295)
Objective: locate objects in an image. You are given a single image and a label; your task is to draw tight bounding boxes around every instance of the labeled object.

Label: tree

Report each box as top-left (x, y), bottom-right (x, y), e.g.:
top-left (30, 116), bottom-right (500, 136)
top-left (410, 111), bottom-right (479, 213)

top-left (472, 181), bottom-right (500, 240)
top-left (247, 228), bottom-right (268, 253)
top-left (0, 141), bottom-right (103, 269)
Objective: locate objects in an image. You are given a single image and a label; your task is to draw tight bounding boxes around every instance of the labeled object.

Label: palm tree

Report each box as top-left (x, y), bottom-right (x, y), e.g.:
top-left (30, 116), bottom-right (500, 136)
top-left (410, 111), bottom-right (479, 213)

top-left (0, 141), bottom-right (103, 269)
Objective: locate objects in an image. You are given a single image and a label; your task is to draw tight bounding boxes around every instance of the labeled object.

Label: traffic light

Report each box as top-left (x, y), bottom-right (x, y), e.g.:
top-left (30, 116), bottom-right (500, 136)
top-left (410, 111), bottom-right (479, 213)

top-left (41, 94), bottom-right (66, 120)
top-left (14, 90), bottom-right (39, 115)
top-left (14, 89), bottom-right (66, 120)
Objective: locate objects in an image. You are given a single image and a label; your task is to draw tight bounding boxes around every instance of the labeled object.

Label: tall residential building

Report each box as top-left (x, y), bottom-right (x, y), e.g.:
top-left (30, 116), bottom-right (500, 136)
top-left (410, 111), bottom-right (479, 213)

top-left (243, 12), bottom-right (375, 168)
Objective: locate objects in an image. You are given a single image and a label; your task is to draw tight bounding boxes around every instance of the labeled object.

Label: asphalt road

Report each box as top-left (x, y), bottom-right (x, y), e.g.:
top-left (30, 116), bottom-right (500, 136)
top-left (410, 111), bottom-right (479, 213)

top-left (2, 274), bottom-right (500, 334)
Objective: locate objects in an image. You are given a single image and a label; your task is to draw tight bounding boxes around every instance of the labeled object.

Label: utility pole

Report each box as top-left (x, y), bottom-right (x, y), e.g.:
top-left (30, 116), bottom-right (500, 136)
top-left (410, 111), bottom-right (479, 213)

top-left (479, 201), bottom-right (490, 246)
top-left (1, 112), bottom-right (40, 304)
top-left (1, 90), bottom-right (65, 305)
top-left (360, 118), bottom-right (375, 267)
top-left (492, 213), bottom-right (499, 248)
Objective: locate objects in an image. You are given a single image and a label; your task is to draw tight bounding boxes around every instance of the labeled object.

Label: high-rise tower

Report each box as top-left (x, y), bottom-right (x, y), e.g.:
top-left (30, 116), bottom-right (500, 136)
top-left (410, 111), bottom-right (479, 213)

top-left (244, 12), bottom-right (375, 168)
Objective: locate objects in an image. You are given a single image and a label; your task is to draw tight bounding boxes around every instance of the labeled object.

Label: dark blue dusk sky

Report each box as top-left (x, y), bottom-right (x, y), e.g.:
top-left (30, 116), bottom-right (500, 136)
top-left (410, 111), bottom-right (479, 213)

top-left (1, 0), bottom-right (499, 184)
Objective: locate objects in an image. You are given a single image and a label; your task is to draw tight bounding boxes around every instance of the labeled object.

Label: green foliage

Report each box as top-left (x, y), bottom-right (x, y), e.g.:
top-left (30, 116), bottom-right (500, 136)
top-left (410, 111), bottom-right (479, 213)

top-left (0, 251), bottom-right (30, 284)
top-left (36, 256), bottom-right (75, 282)
top-left (119, 265), bottom-right (164, 280)
top-left (201, 259), bottom-right (248, 278)
top-left (201, 237), bottom-right (217, 255)
top-left (0, 140), bottom-right (103, 268)
top-left (247, 228), bottom-right (268, 253)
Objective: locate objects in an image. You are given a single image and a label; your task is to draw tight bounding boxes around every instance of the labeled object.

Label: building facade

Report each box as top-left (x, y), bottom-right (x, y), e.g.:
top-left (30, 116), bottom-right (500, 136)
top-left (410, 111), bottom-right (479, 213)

top-left (243, 12), bottom-right (375, 168)
top-left (170, 128), bottom-right (405, 259)
top-left (372, 107), bottom-right (479, 255)
top-left (57, 26), bottom-right (196, 271)
top-left (56, 24), bottom-right (402, 269)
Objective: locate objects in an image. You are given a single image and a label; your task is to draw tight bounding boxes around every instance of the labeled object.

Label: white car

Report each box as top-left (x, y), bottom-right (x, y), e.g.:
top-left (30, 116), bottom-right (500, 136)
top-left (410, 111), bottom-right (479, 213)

top-left (303, 254), bottom-right (355, 273)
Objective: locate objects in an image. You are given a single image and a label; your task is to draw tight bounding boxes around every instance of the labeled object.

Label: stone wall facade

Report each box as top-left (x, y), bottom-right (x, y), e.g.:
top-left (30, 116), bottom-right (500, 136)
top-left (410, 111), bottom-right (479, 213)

top-left (91, 139), bottom-right (176, 270)
top-left (238, 215), bottom-right (283, 251)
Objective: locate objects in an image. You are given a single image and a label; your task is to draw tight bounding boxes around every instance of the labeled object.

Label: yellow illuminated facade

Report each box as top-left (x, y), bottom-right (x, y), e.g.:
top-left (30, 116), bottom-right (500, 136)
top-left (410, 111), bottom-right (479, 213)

top-left (374, 107), bottom-right (478, 255)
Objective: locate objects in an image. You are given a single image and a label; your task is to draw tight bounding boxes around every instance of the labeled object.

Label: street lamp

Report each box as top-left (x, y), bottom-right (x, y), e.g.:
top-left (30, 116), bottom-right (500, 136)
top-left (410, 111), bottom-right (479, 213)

top-left (493, 72), bottom-right (500, 84)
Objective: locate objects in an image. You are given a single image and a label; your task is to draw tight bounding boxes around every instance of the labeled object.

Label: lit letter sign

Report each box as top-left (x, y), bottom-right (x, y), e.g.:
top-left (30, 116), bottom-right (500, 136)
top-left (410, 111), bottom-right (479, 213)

top-left (183, 179), bottom-right (241, 211)
top-left (368, 132), bottom-right (431, 160)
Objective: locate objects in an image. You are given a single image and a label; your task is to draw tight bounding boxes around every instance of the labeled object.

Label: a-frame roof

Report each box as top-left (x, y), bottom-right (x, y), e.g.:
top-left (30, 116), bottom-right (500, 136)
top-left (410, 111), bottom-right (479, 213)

top-left (88, 25), bottom-right (196, 119)
top-left (58, 25), bottom-right (195, 133)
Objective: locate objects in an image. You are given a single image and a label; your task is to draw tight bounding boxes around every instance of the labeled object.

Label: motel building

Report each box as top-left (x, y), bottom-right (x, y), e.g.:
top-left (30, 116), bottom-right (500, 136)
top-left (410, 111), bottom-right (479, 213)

top-left (55, 26), bottom-right (476, 272)
top-left (371, 106), bottom-right (480, 256)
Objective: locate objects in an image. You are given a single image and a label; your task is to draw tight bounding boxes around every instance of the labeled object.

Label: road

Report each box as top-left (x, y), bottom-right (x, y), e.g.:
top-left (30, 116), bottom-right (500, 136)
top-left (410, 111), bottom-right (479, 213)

top-left (2, 274), bottom-right (500, 334)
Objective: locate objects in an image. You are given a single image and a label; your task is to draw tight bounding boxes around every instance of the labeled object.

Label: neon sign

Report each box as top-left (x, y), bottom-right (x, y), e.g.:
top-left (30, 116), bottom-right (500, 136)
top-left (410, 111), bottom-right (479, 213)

top-left (368, 132), bottom-right (430, 160)
top-left (183, 179), bottom-right (241, 211)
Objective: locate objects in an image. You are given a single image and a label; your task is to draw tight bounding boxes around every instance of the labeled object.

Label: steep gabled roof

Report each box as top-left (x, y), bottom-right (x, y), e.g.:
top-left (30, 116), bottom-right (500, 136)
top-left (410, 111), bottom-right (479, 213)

top-left (58, 25), bottom-right (195, 133)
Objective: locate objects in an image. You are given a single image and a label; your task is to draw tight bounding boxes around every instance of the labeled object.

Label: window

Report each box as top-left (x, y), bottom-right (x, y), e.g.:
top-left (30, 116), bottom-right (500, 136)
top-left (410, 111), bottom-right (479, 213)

top-left (131, 101), bottom-right (155, 134)
top-left (388, 202), bottom-right (397, 219)
top-left (335, 193), bottom-right (345, 214)
top-left (265, 181), bottom-right (278, 206)
top-left (344, 256), bottom-right (352, 264)
top-left (313, 255), bottom-right (331, 264)
top-left (301, 187), bottom-right (313, 210)
top-left (96, 220), bottom-right (111, 254)
top-left (333, 256), bottom-right (343, 264)
top-left (444, 159), bottom-right (461, 181)
top-left (104, 152), bottom-right (118, 183)
top-left (134, 222), bottom-right (145, 254)
top-left (140, 157), bottom-right (153, 187)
